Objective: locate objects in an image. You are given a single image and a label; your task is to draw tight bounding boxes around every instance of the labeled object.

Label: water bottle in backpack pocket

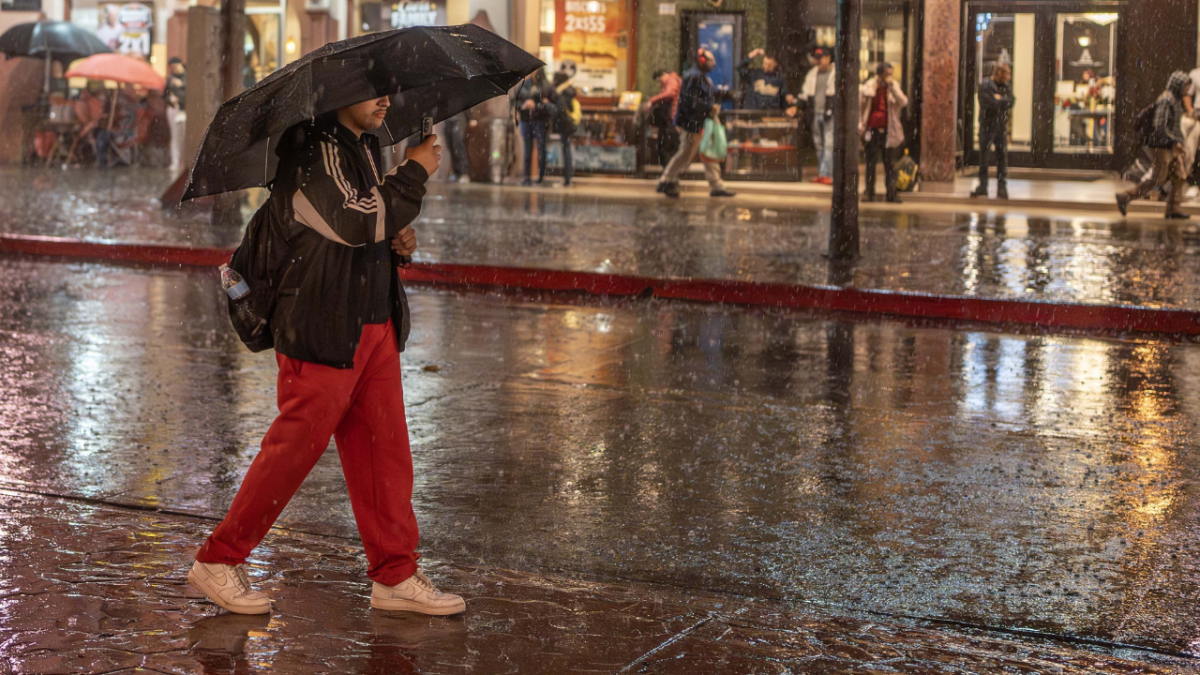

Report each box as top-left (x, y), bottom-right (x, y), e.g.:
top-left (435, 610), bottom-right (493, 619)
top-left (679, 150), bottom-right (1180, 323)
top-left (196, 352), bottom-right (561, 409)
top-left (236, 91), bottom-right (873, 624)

top-left (220, 263), bottom-right (268, 344)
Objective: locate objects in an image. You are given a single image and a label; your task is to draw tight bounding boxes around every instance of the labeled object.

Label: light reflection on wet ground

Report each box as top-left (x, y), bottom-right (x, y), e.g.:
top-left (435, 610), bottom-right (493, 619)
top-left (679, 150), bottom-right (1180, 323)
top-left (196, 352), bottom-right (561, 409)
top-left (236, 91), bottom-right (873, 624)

top-left (4, 257), bottom-right (1200, 657)
top-left (4, 491), bottom-right (1190, 674)
top-left (4, 169), bottom-right (1200, 308)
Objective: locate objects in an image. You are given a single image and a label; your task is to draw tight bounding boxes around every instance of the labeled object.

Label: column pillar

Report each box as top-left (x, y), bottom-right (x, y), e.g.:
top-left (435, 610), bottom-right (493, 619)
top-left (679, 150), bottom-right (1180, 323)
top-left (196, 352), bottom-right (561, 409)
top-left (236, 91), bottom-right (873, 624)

top-left (919, 0), bottom-right (960, 183)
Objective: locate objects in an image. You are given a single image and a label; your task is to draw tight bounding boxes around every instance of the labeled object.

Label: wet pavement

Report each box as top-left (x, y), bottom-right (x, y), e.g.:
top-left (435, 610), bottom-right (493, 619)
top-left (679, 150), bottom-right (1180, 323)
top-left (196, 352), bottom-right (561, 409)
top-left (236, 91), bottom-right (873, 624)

top-left (5, 167), bottom-right (1200, 309)
top-left (6, 256), bottom-right (1200, 671)
top-left (4, 489), bottom-right (1194, 674)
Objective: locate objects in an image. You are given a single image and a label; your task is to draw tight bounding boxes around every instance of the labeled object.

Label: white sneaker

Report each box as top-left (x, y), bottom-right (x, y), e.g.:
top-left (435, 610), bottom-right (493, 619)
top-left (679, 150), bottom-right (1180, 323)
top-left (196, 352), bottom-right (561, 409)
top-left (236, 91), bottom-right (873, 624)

top-left (370, 568), bottom-right (466, 615)
top-left (188, 561), bottom-right (272, 615)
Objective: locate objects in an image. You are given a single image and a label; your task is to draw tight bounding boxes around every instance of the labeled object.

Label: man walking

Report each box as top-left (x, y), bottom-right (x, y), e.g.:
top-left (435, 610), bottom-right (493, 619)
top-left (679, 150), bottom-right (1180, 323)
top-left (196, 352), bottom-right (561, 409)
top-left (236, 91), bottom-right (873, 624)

top-left (188, 93), bottom-right (467, 616)
top-left (972, 63), bottom-right (1013, 200)
top-left (799, 47), bottom-right (836, 184)
top-left (656, 49), bottom-right (736, 199)
top-left (1117, 71), bottom-right (1192, 219)
top-left (859, 62), bottom-right (908, 203)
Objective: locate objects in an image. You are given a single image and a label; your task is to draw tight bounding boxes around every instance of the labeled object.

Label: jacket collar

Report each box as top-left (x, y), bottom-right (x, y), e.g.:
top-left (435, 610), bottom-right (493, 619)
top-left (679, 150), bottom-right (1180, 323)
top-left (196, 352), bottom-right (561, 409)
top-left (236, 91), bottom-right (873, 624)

top-left (322, 119), bottom-right (372, 148)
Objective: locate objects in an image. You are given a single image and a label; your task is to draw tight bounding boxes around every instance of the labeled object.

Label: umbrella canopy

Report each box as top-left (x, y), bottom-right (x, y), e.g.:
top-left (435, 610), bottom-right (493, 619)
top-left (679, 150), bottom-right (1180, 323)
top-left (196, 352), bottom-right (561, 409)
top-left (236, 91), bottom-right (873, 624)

top-left (182, 24), bottom-right (542, 201)
top-left (0, 21), bottom-right (110, 64)
top-left (66, 53), bottom-right (165, 91)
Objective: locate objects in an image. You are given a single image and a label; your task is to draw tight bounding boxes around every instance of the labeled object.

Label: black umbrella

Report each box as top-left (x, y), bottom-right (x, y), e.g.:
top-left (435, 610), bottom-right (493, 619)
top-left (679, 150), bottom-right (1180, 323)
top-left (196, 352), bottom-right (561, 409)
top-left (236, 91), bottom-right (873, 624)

top-left (183, 24), bottom-right (543, 201)
top-left (0, 21), bottom-right (111, 92)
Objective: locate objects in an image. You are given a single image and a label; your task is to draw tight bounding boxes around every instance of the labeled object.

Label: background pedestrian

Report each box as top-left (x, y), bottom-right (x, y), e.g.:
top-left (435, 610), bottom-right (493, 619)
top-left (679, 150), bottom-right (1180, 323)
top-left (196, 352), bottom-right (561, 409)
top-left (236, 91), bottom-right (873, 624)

top-left (552, 68), bottom-right (578, 187)
top-left (645, 69), bottom-right (681, 166)
top-left (656, 49), bottom-right (736, 199)
top-left (1117, 71), bottom-right (1192, 219)
top-left (443, 111), bottom-right (471, 183)
top-left (799, 47), bottom-right (835, 184)
top-left (166, 58), bottom-right (186, 172)
top-left (859, 62), bottom-right (908, 203)
top-left (972, 63), bottom-right (1013, 200)
top-left (513, 69), bottom-right (552, 186)
top-left (737, 48), bottom-right (793, 111)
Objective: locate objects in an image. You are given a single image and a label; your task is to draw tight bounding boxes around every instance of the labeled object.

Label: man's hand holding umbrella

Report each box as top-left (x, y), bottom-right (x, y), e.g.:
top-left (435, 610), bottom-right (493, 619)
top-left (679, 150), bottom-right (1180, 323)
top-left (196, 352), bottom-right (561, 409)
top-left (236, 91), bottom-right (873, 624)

top-left (392, 134), bottom-right (442, 261)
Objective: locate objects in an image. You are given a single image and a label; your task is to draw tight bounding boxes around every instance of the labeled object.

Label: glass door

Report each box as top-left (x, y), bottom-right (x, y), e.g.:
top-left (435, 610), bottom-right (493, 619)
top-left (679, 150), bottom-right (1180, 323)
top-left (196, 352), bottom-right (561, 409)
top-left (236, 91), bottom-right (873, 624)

top-left (963, 2), bottom-right (1121, 170)
top-left (1053, 12), bottom-right (1118, 154)
top-left (681, 13), bottom-right (744, 97)
top-left (970, 11), bottom-right (1035, 153)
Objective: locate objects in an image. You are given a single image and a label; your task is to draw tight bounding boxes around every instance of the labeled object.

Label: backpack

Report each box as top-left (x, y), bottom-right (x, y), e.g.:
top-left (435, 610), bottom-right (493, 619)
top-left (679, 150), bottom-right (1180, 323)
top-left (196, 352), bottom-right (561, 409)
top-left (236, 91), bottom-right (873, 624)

top-left (1133, 103), bottom-right (1156, 140)
top-left (224, 196), bottom-right (290, 352)
top-left (567, 97), bottom-right (582, 126)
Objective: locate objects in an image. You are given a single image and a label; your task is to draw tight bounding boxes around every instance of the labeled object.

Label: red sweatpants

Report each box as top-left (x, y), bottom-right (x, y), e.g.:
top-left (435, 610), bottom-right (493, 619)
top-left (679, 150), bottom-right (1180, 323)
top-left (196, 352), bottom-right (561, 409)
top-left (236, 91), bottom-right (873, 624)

top-left (196, 320), bottom-right (419, 587)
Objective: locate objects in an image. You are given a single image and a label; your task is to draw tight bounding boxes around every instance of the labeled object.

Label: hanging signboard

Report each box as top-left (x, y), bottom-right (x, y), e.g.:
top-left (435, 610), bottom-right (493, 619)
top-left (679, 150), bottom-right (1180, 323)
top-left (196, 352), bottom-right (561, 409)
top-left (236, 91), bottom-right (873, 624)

top-left (553, 0), bottom-right (624, 96)
top-left (96, 1), bottom-right (154, 60)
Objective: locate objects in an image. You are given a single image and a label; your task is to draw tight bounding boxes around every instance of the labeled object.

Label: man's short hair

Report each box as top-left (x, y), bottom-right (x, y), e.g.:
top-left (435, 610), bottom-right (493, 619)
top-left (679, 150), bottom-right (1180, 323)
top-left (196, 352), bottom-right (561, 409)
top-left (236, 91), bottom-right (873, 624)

top-left (168, 57), bottom-right (184, 66)
top-left (652, 69), bottom-right (666, 80)
top-left (993, 63), bottom-right (1011, 75)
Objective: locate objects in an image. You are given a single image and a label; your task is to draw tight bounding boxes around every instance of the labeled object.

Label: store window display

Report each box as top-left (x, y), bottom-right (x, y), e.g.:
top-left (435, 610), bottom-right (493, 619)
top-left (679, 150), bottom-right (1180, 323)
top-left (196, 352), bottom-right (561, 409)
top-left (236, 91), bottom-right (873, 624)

top-left (1053, 13), bottom-right (1117, 154)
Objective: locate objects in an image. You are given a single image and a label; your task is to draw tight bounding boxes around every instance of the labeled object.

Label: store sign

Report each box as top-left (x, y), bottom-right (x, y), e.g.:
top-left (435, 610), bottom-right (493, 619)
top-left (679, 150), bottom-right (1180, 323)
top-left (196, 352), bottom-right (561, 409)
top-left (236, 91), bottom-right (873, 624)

top-left (1, 0), bottom-right (42, 11)
top-left (390, 0), bottom-right (442, 28)
top-left (554, 0), bottom-right (624, 95)
top-left (97, 2), bottom-right (153, 60)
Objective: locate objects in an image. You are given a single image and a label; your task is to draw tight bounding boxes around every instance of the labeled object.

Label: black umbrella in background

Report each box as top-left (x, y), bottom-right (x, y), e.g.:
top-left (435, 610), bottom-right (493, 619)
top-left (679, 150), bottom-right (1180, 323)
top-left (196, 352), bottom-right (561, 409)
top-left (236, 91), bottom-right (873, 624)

top-left (183, 24), bottom-right (543, 201)
top-left (0, 21), bottom-right (111, 93)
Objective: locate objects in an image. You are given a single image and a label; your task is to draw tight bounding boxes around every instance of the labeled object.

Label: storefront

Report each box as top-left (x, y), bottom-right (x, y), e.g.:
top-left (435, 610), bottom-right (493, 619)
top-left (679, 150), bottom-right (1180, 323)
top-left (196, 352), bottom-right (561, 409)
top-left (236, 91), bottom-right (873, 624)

top-left (511, 0), bottom-right (1195, 178)
top-left (244, 0), bottom-right (287, 85)
top-left (962, 2), bottom-right (1120, 169)
top-left (533, 0), bottom-right (641, 174)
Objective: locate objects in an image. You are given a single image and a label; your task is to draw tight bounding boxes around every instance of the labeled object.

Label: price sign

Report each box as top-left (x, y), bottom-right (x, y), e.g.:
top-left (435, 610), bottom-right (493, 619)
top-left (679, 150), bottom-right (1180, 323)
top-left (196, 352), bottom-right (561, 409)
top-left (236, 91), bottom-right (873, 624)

top-left (553, 0), bottom-right (624, 95)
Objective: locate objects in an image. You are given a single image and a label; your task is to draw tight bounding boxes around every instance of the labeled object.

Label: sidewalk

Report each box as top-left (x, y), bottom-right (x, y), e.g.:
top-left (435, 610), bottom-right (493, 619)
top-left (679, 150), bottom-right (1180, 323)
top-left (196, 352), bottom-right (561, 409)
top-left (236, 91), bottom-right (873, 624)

top-left (1, 487), bottom-right (1193, 674)
top-left (6, 167), bottom-right (1200, 327)
top-left (569, 169), bottom-right (1198, 216)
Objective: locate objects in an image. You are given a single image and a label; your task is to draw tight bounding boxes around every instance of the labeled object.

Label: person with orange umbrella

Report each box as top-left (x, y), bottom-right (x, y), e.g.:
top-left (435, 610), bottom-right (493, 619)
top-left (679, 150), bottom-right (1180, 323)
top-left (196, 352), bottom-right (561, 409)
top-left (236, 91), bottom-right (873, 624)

top-left (65, 53), bottom-right (164, 167)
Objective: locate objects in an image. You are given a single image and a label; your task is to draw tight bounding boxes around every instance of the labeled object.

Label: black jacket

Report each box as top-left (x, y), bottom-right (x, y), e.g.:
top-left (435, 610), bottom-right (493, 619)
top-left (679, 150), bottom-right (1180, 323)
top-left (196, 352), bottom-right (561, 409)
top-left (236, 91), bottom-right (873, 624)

top-left (513, 79), bottom-right (552, 123)
top-left (1147, 71), bottom-right (1190, 148)
top-left (554, 81), bottom-right (578, 134)
top-left (977, 78), bottom-right (1014, 134)
top-left (228, 118), bottom-right (428, 368)
top-left (737, 59), bottom-right (789, 110)
top-left (675, 67), bottom-right (715, 133)
top-left (166, 72), bottom-right (185, 110)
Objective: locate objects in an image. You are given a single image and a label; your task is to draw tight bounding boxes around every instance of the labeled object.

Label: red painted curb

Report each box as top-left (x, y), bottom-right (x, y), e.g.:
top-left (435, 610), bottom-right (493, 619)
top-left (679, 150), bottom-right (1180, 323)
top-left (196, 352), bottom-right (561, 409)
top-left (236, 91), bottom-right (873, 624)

top-left (3, 233), bottom-right (1199, 335)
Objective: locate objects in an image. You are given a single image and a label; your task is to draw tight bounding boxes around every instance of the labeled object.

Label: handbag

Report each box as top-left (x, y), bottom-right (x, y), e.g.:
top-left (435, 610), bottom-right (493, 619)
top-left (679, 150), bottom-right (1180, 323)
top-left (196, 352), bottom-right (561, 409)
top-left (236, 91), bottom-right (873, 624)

top-left (699, 117), bottom-right (727, 162)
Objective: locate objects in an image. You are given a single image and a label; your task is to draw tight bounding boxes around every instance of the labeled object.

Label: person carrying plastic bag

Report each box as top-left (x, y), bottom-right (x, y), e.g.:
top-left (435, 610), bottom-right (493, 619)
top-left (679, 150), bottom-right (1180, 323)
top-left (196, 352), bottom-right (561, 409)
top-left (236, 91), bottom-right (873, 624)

top-left (655, 48), bottom-right (737, 199)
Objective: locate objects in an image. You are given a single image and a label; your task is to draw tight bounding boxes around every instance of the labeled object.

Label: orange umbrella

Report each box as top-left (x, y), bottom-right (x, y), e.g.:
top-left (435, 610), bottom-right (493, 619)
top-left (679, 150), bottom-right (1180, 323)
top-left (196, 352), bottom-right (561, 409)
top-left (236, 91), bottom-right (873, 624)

top-left (66, 53), bottom-right (164, 92)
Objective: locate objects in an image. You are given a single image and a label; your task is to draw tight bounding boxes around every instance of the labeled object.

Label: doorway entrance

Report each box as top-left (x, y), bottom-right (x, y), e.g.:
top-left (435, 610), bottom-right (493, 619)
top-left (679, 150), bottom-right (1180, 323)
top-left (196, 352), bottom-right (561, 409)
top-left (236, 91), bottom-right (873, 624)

top-left (962, 2), bottom-right (1121, 170)
top-left (680, 12), bottom-right (744, 95)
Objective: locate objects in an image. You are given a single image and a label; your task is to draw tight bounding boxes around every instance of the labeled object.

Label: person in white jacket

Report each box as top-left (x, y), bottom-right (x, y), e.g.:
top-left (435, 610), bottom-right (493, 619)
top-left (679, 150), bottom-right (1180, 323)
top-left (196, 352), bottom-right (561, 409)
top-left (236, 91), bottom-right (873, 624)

top-left (799, 47), bottom-right (837, 184)
top-left (858, 62), bottom-right (909, 202)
